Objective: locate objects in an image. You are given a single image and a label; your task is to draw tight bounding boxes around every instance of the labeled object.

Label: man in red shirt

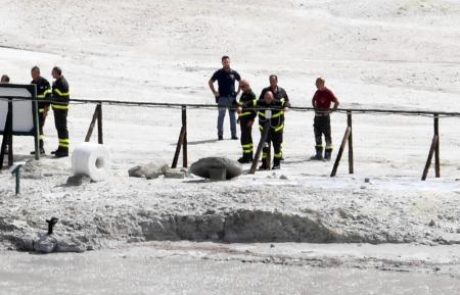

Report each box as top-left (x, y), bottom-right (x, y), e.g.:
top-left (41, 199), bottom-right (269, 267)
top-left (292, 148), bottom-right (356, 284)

top-left (311, 77), bottom-right (340, 160)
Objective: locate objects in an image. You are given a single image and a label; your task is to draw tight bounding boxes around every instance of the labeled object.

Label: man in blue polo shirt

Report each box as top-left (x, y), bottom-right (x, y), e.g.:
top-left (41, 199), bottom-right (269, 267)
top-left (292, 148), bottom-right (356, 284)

top-left (208, 56), bottom-right (241, 140)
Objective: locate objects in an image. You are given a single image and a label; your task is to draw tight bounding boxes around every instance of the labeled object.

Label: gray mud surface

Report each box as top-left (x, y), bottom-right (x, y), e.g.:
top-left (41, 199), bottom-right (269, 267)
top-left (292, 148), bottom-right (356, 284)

top-left (1, 163), bottom-right (460, 250)
top-left (1, 242), bottom-right (459, 295)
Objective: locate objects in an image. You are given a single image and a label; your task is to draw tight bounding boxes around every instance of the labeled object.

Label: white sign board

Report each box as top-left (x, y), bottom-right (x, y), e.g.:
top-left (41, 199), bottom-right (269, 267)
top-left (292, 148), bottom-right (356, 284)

top-left (0, 84), bottom-right (38, 136)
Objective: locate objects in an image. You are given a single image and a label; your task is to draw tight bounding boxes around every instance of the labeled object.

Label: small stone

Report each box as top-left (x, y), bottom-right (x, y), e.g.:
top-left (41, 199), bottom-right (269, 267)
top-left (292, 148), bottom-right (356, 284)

top-left (364, 178), bottom-right (370, 183)
top-left (164, 168), bottom-right (186, 179)
top-left (428, 220), bottom-right (436, 227)
top-left (128, 163), bottom-right (168, 179)
top-left (279, 175), bottom-right (288, 180)
top-left (337, 208), bottom-right (348, 219)
top-left (143, 163), bottom-right (167, 179)
top-left (66, 174), bottom-right (91, 186)
top-left (128, 165), bottom-right (144, 178)
top-left (34, 234), bottom-right (58, 253)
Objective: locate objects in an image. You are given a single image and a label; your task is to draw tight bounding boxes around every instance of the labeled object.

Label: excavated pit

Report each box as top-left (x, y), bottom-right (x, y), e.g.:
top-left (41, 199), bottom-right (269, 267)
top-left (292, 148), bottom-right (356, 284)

top-left (0, 208), bottom-right (429, 251)
top-left (136, 210), bottom-right (339, 243)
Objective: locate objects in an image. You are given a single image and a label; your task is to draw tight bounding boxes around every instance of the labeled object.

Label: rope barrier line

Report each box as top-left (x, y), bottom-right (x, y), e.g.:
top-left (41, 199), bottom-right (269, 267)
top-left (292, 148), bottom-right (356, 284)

top-left (0, 95), bottom-right (450, 180)
top-left (1, 96), bottom-right (460, 117)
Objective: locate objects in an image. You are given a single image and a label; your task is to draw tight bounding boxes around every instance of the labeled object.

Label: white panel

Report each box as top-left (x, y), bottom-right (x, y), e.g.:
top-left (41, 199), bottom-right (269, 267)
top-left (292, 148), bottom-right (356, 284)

top-left (0, 100), bottom-right (7, 132)
top-left (0, 86), bottom-right (35, 134)
top-left (12, 101), bottom-right (34, 132)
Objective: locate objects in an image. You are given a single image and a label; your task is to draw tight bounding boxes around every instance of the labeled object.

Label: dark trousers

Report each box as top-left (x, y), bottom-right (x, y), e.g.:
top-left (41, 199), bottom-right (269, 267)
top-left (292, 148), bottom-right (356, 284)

top-left (240, 118), bottom-right (253, 157)
top-left (38, 109), bottom-right (47, 149)
top-left (53, 107), bottom-right (69, 152)
top-left (262, 128), bottom-right (283, 166)
top-left (314, 115), bottom-right (332, 152)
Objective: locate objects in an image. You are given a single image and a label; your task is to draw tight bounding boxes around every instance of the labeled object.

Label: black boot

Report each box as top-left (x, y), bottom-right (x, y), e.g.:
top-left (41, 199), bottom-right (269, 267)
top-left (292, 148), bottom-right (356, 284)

top-left (324, 149), bottom-right (332, 161)
top-left (259, 158), bottom-right (269, 170)
top-left (238, 154), bottom-right (253, 164)
top-left (272, 158), bottom-right (281, 170)
top-left (310, 146), bottom-right (323, 160)
top-left (54, 148), bottom-right (69, 158)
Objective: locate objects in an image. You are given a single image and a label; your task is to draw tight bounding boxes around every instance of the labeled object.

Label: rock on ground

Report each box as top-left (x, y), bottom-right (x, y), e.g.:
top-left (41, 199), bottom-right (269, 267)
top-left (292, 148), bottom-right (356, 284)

top-left (18, 233), bottom-right (86, 254)
top-left (128, 163), bottom-right (169, 179)
top-left (190, 157), bottom-right (242, 180)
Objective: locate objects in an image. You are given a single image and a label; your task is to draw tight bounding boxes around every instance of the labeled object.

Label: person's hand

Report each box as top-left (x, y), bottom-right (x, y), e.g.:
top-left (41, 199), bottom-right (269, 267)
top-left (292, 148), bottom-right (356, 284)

top-left (236, 106), bottom-right (242, 114)
top-left (247, 120), bottom-right (254, 127)
top-left (43, 106), bottom-right (49, 118)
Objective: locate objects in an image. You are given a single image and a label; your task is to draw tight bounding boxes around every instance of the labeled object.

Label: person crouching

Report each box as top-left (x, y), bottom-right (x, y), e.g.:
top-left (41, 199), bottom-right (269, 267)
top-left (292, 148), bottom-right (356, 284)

top-left (252, 91), bottom-right (289, 170)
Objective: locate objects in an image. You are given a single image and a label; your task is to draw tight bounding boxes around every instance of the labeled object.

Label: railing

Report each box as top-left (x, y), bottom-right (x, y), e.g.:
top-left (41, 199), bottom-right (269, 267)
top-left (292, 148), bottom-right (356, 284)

top-left (1, 96), bottom-right (458, 180)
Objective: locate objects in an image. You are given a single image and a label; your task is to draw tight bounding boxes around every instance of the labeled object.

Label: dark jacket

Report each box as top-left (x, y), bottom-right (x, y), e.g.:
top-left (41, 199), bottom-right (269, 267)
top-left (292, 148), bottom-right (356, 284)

top-left (237, 90), bottom-right (257, 121)
top-left (259, 86), bottom-right (289, 104)
top-left (31, 77), bottom-right (52, 110)
top-left (251, 98), bottom-right (289, 132)
top-left (52, 76), bottom-right (70, 109)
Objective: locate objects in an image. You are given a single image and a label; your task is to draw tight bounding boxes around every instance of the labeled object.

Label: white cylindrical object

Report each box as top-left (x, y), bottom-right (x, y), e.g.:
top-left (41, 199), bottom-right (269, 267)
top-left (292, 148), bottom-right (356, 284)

top-left (71, 143), bottom-right (110, 182)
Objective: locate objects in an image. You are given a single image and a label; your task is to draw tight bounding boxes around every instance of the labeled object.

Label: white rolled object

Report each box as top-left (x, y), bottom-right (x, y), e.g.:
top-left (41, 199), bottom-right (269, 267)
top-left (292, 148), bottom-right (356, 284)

top-left (71, 143), bottom-right (110, 182)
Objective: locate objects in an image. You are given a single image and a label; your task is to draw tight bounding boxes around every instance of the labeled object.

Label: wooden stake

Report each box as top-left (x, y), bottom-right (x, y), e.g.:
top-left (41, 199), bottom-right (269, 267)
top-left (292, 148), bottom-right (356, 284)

top-left (434, 114), bottom-right (440, 178)
top-left (32, 93), bottom-right (40, 160)
top-left (0, 102), bottom-right (13, 170)
top-left (172, 126), bottom-right (186, 169)
top-left (330, 126), bottom-right (351, 177)
top-left (97, 103), bottom-right (103, 144)
top-left (422, 135), bottom-right (438, 181)
top-left (85, 104), bottom-right (100, 142)
top-left (249, 120), bottom-right (270, 174)
top-left (7, 100), bottom-right (13, 167)
top-left (347, 111), bottom-right (354, 174)
top-left (182, 105), bottom-right (188, 168)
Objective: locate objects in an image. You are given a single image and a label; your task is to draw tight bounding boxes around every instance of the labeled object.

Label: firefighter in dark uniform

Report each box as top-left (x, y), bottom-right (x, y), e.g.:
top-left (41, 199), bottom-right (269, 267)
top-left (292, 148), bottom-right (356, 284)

top-left (51, 66), bottom-right (70, 158)
top-left (31, 66), bottom-right (52, 155)
top-left (236, 80), bottom-right (257, 163)
top-left (252, 90), bottom-right (290, 170)
top-left (259, 75), bottom-right (289, 160)
top-left (311, 77), bottom-right (340, 161)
